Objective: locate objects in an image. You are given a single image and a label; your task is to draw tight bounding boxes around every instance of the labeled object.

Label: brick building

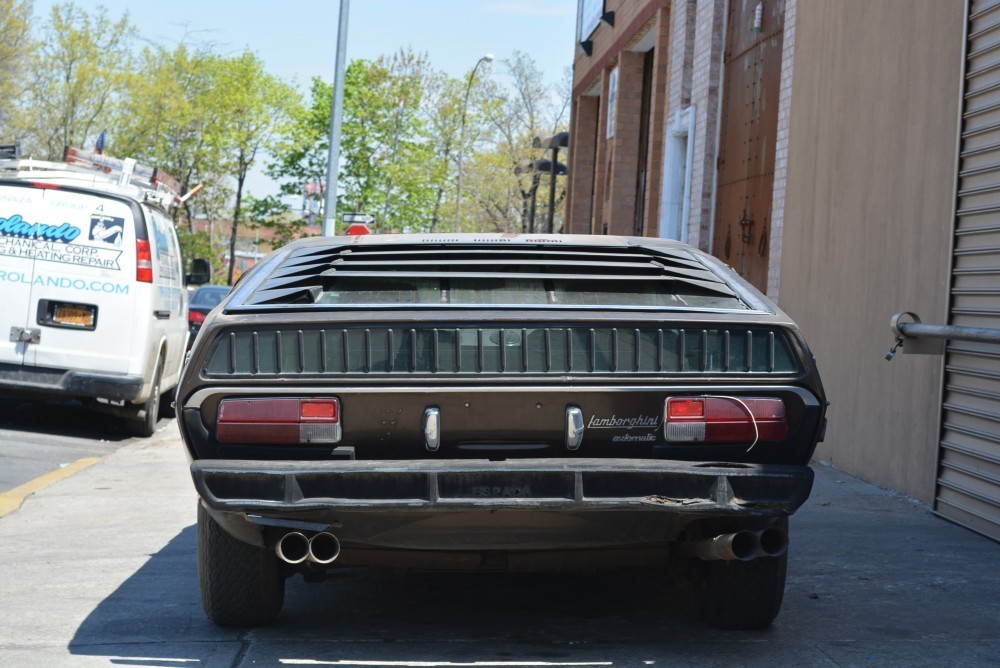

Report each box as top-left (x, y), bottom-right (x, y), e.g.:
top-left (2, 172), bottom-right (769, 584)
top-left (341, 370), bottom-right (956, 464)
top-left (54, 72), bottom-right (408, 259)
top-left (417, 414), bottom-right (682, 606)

top-left (568, 0), bottom-right (1000, 541)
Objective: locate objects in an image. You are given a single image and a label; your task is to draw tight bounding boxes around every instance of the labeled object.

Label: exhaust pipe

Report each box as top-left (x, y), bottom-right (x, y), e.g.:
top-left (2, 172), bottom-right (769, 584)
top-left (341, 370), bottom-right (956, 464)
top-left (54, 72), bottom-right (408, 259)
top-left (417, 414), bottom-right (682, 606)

top-left (275, 532), bottom-right (310, 564)
top-left (308, 532), bottom-right (341, 565)
top-left (755, 526), bottom-right (788, 558)
top-left (683, 526), bottom-right (788, 562)
top-left (687, 530), bottom-right (759, 562)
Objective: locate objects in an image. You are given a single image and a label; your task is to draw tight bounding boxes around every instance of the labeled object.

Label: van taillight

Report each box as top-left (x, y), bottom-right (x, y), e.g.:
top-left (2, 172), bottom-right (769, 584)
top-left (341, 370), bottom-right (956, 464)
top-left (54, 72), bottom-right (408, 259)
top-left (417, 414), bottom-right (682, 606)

top-left (664, 397), bottom-right (787, 444)
top-left (136, 239), bottom-right (153, 283)
top-left (216, 398), bottom-right (341, 444)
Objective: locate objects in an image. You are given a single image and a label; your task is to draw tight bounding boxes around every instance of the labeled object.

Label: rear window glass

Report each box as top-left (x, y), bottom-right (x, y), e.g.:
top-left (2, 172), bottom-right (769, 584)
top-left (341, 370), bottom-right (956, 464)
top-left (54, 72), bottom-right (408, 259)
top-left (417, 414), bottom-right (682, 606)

top-left (191, 287), bottom-right (229, 308)
top-left (315, 277), bottom-right (748, 310)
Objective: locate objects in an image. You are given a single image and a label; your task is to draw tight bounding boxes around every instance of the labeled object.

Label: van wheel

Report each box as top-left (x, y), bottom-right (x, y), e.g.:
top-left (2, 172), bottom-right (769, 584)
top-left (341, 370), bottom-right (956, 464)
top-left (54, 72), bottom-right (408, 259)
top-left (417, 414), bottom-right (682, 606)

top-left (158, 387), bottom-right (176, 420)
top-left (198, 503), bottom-right (284, 626)
top-left (126, 360), bottom-right (161, 438)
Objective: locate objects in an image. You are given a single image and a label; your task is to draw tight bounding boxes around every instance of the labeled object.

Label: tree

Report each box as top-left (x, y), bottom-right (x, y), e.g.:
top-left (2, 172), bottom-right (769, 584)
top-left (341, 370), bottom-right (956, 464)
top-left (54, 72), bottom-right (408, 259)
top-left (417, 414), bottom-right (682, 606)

top-left (470, 51), bottom-right (571, 233)
top-left (13, 3), bottom-right (135, 159)
top-left (338, 50), bottom-right (435, 232)
top-left (214, 50), bottom-right (297, 285)
top-left (115, 44), bottom-right (232, 233)
top-left (268, 48), bottom-right (439, 235)
top-left (0, 0), bottom-right (35, 137)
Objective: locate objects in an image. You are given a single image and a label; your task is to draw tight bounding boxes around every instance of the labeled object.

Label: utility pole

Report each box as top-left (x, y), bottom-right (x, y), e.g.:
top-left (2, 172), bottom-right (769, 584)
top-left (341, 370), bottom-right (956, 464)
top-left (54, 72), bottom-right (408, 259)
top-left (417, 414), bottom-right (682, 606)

top-left (454, 53), bottom-right (493, 233)
top-left (323, 0), bottom-right (350, 237)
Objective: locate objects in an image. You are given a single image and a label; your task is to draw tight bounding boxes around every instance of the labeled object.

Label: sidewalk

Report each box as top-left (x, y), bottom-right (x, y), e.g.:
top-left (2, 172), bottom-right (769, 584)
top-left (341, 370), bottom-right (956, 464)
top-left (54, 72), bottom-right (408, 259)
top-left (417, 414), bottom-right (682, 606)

top-left (0, 425), bottom-right (997, 666)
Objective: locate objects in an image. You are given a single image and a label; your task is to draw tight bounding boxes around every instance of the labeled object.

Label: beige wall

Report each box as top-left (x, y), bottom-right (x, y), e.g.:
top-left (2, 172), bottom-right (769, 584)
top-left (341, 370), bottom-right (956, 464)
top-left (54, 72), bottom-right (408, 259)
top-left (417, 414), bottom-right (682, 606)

top-left (779, 0), bottom-right (964, 501)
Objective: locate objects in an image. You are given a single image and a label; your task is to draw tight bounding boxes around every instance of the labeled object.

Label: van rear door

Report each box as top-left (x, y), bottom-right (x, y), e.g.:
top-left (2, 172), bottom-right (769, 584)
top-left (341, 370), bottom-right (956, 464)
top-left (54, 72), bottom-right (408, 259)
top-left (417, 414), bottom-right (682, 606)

top-left (0, 183), bottom-right (41, 366)
top-left (0, 183), bottom-right (139, 375)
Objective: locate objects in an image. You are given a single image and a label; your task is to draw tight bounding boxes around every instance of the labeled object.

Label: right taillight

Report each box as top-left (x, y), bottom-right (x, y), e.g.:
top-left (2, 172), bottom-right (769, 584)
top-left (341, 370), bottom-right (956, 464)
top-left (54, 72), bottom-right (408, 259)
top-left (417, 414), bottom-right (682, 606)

top-left (216, 398), bottom-right (341, 444)
top-left (188, 310), bottom-right (207, 326)
top-left (136, 239), bottom-right (153, 283)
top-left (664, 396), bottom-right (787, 444)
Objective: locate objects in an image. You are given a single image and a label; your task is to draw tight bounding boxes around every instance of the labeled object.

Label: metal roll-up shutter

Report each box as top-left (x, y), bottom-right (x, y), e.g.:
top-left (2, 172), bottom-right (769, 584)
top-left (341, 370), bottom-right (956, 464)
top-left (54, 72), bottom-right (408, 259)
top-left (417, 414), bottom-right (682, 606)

top-left (938, 0), bottom-right (1000, 541)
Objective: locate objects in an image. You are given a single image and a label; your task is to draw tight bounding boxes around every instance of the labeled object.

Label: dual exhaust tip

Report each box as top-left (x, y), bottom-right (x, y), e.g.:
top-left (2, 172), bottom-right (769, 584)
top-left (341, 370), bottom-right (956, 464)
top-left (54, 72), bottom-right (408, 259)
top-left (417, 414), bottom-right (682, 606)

top-left (685, 526), bottom-right (788, 562)
top-left (275, 531), bottom-right (341, 565)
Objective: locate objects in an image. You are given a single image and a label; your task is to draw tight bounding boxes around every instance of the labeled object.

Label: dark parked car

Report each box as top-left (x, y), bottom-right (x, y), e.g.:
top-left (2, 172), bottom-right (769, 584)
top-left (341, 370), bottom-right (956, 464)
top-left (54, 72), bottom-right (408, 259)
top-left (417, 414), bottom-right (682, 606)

top-left (187, 285), bottom-right (230, 348)
top-left (176, 234), bottom-right (827, 630)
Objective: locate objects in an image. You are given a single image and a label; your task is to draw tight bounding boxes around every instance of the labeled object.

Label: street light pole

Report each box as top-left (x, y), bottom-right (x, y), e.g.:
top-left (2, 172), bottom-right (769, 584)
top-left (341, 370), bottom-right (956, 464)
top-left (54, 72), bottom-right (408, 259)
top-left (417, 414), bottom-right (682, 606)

top-left (454, 53), bottom-right (493, 233)
top-left (323, 0), bottom-right (350, 237)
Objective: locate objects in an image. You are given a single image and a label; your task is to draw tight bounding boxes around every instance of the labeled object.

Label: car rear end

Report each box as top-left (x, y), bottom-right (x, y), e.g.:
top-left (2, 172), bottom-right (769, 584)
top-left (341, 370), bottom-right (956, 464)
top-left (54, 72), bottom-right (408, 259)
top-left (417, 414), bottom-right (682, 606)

top-left (177, 234), bottom-right (827, 629)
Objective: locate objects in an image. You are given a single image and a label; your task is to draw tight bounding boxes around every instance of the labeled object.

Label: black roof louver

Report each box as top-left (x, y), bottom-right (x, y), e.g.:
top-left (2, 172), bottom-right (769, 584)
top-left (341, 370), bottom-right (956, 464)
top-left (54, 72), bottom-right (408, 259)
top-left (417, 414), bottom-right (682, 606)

top-left (240, 243), bottom-right (742, 308)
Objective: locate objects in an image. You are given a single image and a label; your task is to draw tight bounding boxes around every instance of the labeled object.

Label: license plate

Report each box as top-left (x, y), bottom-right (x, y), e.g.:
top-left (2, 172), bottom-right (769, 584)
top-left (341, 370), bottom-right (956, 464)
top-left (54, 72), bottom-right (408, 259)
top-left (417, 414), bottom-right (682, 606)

top-left (53, 304), bottom-right (95, 327)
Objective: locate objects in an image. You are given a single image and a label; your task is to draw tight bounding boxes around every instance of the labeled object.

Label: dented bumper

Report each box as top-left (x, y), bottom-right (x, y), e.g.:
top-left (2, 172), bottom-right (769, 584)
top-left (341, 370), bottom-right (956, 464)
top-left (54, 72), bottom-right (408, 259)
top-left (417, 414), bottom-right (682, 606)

top-left (192, 457), bottom-right (814, 516)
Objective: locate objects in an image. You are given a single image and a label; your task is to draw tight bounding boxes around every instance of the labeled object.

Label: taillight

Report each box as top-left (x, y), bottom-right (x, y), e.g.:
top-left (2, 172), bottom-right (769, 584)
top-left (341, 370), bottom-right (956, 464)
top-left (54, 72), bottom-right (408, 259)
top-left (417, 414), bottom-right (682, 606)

top-left (136, 239), bottom-right (153, 283)
top-left (664, 396), bottom-right (787, 445)
top-left (188, 310), bottom-right (207, 326)
top-left (216, 398), bottom-right (341, 444)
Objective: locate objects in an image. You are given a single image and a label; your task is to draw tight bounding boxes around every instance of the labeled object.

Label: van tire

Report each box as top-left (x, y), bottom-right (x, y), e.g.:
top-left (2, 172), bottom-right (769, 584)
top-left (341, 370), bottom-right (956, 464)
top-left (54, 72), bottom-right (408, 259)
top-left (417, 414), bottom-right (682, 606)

top-left (158, 388), bottom-right (176, 420)
top-left (127, 359), bottom-right (162, 438)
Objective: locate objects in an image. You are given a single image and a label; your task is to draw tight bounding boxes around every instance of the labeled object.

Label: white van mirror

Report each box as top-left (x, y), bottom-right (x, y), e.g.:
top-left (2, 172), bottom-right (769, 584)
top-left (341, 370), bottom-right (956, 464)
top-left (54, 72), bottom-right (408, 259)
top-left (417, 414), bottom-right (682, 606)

top-left (187, 258), bottom-right (211, 286)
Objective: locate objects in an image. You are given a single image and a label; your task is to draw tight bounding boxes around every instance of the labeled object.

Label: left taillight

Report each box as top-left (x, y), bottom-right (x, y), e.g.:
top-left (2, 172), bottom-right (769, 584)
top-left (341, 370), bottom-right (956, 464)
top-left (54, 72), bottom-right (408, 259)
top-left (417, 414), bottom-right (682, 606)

top-left (664, 396), bottom-right (787, 444)
top-left (136, 239), bottom-right (153, 283)
top-left (216, 398), bottom-right (341, 444)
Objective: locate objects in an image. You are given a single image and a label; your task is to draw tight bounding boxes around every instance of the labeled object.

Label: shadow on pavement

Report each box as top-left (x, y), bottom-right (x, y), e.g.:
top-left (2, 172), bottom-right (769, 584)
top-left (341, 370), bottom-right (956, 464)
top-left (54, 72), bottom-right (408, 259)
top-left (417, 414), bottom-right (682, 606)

top-left (65, 465), bottom-right (1000, 666)
top-left (71, 522), bottom-right (793, 667)
top-left (0, 397), bottom-right (134, 442)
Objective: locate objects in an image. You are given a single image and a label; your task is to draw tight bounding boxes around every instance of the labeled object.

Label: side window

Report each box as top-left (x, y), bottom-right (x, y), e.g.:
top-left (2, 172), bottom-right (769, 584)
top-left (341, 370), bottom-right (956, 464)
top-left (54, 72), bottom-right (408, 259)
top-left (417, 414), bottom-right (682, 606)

top-left (150, 210), bottom-right (183, 313)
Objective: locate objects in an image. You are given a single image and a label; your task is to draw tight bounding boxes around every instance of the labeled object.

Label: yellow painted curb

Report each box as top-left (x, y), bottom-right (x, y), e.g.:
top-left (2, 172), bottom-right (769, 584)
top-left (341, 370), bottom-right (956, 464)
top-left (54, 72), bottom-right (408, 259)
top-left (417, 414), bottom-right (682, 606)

top-left (0, 457), bottom-right (102, 518)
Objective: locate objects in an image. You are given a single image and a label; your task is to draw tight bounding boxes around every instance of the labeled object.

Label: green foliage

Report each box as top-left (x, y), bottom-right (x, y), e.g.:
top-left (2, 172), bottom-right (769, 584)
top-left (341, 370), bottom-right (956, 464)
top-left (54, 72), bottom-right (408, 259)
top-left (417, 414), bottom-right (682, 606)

top-left (245, 194), bottom-right (312, 250)
top-left (115, 44), bottom-right (233, 230)
top-left (175, 228), bottom-right (218, 282)
top-left (0, 0), bottom-right (35, 136)
top-left (13, 3), bottom-right (136, 159)
top-left (3, 8), bottom-right (571, 249)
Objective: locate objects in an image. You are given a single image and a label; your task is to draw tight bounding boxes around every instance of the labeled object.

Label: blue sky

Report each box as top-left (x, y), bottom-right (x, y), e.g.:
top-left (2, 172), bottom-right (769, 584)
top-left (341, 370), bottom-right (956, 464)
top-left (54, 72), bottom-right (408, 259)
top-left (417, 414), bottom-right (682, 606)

top-left (32, 1), bottom-right (578, 196)
top-left (33, 1), bottom-right (577, 88)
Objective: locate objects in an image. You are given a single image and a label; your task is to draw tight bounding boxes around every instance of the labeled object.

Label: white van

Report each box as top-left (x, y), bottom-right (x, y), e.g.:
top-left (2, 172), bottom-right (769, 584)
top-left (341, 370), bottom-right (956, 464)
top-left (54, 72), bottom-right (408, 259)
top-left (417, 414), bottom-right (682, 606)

top-left (0, 145), bottom-right (208, 436)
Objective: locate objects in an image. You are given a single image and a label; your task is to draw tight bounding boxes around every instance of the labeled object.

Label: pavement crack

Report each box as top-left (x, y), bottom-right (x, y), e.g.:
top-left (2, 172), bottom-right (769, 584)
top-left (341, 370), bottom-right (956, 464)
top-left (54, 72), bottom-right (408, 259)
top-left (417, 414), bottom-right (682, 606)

top-left (231, 630), bottom-right (254, 668)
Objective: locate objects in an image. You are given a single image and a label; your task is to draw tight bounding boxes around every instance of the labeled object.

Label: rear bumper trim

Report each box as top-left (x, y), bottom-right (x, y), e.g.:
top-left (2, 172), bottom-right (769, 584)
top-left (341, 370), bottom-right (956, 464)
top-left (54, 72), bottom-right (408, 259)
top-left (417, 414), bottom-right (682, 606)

top-left (191, 458), bottom-right (813, 516)
top-left (0, 362), bottom-right (143, 401)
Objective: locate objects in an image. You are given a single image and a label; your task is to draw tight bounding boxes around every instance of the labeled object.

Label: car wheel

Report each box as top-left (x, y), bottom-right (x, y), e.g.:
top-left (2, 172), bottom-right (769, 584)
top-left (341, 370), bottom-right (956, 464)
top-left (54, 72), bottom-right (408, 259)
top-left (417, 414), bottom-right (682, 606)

top-left (197, 503), bottom-right (285, 627)
top-left (158, 386), bottom-right (176, 420)
top-left (701, 523), bottom-right (788, 630)
top-left (126, 359), bottom-right (161, 437)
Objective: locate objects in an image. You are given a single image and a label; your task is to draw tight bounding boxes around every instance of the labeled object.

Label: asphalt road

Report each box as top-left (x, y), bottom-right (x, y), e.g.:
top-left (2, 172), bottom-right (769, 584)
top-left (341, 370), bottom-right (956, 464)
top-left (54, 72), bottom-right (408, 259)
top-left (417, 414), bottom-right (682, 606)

top-left (0, 418), bottom-right (998, 666)
top-left (0, 397), bottom-right (152, 494)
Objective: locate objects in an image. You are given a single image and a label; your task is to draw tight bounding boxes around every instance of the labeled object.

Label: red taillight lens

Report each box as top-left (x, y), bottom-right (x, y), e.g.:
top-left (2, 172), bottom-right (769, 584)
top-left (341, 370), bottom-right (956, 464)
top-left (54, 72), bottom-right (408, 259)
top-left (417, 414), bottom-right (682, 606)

top-left (216, 398), bottom-right (341, 444)
top-left (664, 397), bottom-right (787, 444)
top-left (136, 239), bottom-right (153, 283)
top-left (188, 310), bottom-right (207, 326)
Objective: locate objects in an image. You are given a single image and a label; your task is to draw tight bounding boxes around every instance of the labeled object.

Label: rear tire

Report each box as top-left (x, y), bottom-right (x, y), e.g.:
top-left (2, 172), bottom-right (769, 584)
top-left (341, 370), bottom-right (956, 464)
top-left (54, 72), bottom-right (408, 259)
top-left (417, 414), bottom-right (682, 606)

top-left (126, 359), bottom-right (161, 437)
top-left (701, 521), bottom-right (789, 630)
top-left (197, 503), bottom-right (285, 627)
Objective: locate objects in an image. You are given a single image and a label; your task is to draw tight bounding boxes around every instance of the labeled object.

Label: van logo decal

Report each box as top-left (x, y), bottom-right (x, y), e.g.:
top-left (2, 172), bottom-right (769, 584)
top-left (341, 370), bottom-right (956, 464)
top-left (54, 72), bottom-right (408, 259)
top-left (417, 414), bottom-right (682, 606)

top-left (0, 270), bottom-right (129, 295)
top-left (0, 213), bottom-right (122, 270)
top-left (0, 214), bottom-right (81, 242)
top-left (89, 214), bottom-right (124, 246)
